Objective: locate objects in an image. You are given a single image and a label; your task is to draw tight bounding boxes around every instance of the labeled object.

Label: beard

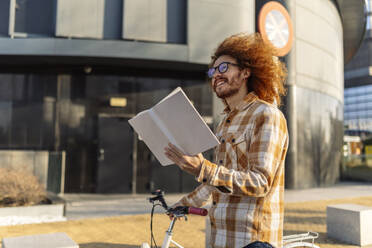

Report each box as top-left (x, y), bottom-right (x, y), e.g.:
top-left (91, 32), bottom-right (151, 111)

top-left (213, 77), bottom-right (241, 99)
top-left (215, 87), bottom-right (239, 99)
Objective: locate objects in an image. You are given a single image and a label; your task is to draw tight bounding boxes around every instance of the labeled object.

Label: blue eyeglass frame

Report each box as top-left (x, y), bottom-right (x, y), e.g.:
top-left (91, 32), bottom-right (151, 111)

top-left (207, 62), bottom-right (240, 78)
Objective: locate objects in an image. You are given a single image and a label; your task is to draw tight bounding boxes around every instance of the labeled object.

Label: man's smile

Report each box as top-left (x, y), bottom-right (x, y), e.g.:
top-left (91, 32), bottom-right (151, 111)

top-left (214, 79), bottom-right (228, 90)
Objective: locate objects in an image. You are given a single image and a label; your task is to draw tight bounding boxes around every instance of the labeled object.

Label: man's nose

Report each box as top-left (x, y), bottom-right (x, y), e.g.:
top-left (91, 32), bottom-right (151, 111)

top-left (213, 70), bottom-right (223, 79)
top-left (212, 75), bottom-right (223, 87)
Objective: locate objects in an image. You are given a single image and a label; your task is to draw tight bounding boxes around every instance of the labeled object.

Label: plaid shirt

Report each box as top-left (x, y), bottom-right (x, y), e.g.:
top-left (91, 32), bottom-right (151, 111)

top-left (177, 92), bottom-right (289, 248)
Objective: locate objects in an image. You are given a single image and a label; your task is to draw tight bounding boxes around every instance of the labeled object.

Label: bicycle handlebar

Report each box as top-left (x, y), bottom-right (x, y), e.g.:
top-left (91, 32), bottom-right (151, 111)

top-left (188, 207), bottom-right (208, 216)
top-left (149, 190), bottom-right (208, 216)
top-left (167, 206), bottom-right (208, 217)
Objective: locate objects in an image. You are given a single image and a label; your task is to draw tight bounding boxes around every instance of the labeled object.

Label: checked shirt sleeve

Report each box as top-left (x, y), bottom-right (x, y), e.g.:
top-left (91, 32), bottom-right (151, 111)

top-left (196, 106), bottom-right (288, 197)
top-left (174, 184), bottom-right (214, 208)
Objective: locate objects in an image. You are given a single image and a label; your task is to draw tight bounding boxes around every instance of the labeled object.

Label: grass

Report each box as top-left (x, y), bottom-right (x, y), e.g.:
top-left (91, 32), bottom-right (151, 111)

top-left (0, 167), bottom-right (47, 207)
top-left (2, 196), bottom-right (372, 247)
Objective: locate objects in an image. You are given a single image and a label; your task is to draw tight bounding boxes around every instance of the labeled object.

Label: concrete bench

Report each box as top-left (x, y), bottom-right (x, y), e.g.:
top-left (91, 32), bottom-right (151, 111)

top-left (2, 232), bottom-right (78, 248)
top-left (327, 204), bottom-right (372, 246)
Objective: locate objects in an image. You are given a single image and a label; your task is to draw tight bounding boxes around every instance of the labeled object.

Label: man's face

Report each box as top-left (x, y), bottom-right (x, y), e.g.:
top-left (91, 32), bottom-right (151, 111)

top-left (210, 55), bottom-right (247, 99)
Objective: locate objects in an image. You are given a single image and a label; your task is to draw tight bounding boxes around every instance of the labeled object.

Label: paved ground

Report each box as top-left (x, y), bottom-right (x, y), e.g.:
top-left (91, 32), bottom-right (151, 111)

top-left (1, 181), bottom-right (372, 248)
top-left (62, 181), bottom-right (372, 219)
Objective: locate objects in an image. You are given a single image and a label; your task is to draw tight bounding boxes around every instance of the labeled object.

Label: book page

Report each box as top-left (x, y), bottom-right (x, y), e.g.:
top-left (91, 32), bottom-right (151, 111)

top-left (152, 87), bottom-right (219, 156)
top-left (128, 110), bottom-right (174, 165)
top-left (129, 87), bottom-right (220, 166)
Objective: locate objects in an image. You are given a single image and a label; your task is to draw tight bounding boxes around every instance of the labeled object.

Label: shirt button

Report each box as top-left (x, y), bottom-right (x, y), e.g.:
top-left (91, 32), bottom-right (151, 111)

top-left (202, 178), bottom-right (207, 183)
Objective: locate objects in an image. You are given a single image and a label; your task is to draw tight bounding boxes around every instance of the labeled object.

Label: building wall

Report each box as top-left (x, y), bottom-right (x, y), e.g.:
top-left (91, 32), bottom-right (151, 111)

top-left (187, 0), bottom-right (254, 63)
top-left (285, 0), bottom-right (344, 188)
top-left (0, 0), bottom-right (254, 66)
top-left (0, 0), bottom-right (346, 191)
top-left (343, 0), bottom-right (371, 136)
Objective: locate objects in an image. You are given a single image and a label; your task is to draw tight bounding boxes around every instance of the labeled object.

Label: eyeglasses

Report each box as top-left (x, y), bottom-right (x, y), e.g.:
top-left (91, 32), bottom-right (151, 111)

top-left (207, 62), bottom-right (240, 78)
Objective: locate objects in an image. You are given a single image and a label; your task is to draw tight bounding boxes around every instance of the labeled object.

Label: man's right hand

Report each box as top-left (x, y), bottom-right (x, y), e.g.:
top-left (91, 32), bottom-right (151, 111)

top-left (167, 204), bottom-right (185, 220)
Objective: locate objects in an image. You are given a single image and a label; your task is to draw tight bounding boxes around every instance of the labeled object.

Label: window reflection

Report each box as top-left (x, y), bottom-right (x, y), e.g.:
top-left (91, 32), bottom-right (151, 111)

top-left (344, 85), bottom-right (372, 131)
top-left (0, 73), bottom-right (212, 147)
top-left (0, 71), bottom-right (211, 193)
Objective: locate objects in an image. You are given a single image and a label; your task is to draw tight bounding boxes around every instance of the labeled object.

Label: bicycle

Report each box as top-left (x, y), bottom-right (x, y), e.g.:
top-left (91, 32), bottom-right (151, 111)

top-left (282, 232), bottom-right (319, 248)
top-left (141, 189), bottom-right (208, 248)
top-left (141, 190), bottom-right (320, 248)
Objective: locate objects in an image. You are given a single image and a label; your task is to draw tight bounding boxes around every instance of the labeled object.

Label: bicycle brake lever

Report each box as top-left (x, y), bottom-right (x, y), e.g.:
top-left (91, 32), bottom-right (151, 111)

top-left (168, 206), bottom-right (189, 220)
top-left (170, 212), bottom-right (187, 221)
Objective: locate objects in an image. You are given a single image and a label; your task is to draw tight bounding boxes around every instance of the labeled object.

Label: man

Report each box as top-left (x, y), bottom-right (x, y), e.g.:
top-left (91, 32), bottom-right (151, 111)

top-left (164, 33), bottom-right (289, 248)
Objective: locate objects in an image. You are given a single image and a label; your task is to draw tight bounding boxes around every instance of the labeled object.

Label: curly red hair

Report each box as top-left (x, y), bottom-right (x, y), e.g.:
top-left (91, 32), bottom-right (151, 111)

top-left (210, 33), bottom-right (287, 105)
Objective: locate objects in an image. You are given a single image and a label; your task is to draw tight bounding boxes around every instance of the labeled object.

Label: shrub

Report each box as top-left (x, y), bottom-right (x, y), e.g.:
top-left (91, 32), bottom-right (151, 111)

top-left (0, 167), bottom-right (47, 207)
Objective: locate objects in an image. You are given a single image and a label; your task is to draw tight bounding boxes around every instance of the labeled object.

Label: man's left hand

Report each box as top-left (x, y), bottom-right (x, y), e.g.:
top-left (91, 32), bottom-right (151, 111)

top-left (164, 143), bottom-right (204, 176)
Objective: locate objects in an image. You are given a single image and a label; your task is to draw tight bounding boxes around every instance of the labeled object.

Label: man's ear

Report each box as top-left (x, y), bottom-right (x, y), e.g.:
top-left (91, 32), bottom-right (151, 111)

top-left (243, 68), bottom-right (251, 80)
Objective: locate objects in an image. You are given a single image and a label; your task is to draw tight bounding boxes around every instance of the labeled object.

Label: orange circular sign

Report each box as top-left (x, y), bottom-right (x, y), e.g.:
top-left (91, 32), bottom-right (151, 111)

top-left (258, 1), bottom-right (294, 56)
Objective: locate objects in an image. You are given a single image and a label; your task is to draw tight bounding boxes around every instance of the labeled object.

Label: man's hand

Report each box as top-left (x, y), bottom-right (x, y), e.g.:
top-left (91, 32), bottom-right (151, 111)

top-left (164, 143), bottom-right (204, 176)
top-left (167, 203), bottom-right (184, 221)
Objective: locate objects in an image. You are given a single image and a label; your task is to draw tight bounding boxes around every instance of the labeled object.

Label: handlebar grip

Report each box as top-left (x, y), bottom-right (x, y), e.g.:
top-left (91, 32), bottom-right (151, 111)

top-left (188, 207), bottom-right (208, 216)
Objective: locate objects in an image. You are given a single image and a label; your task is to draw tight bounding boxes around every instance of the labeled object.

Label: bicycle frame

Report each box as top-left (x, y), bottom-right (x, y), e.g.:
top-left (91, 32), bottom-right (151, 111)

top-left (141, 190), bottom-right (207, 248)
top-left (141, 214), bottom-right (186, 248)
top-left (161, 218), bottom-right (183, 248)
top-left (282, 232), bottom-right (320, 248)
top-left (141, 190), bottom-right (320, 248)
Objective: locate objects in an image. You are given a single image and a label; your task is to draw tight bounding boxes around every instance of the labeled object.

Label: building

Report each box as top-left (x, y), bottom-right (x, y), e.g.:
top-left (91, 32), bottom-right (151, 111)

top-left (0, 0), bottom-right (364, 193)
top-left (344, 85), bottom-right (372, 136)
top-left (344, 0), bottom-right (372, 140)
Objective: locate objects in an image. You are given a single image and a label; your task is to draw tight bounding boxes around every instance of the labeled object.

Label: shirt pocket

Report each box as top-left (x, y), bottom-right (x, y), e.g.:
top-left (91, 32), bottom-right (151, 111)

top-left (229, 132), bottom-right (249, 170)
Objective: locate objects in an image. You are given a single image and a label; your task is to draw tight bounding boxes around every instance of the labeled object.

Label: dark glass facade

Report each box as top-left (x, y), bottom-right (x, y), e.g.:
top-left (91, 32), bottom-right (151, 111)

top-left (0, 74), bottom-right (57, 149)
top-left (344, 85), bottom-right (372, 133)
top-left (0, 70), bottom-right (212, 193)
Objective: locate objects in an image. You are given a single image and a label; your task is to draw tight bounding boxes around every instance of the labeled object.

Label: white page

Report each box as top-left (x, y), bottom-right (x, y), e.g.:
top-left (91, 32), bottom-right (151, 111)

top-left (152, 88), bottom-right (219, 155)
top-left (129, 87), bottom-right (220, 166)
top-left (128, 110), bottom-right (174, 165)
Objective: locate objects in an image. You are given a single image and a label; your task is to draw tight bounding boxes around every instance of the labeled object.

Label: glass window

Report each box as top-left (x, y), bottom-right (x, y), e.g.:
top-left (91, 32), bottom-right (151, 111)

top-left (0, 102), bottom-right (11, 146)
top-left (0, 74), bottom-right (57, 149)
top-left (85, 75), bottom-right (212, 117)
top-left (13, 0), bottom-right (55, 36)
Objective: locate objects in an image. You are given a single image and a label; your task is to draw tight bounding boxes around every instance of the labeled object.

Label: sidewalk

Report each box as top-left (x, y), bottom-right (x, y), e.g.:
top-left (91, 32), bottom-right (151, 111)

top-left (61, 181), bottom-right (372, 220)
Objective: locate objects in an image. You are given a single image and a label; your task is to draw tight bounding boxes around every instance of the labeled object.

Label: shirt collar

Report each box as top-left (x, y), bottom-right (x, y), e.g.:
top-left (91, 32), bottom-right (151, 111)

top-left (222, 91), bottom-right (258, 114)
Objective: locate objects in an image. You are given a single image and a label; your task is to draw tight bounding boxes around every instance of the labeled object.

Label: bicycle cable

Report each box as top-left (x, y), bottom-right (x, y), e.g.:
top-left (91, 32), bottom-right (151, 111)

top-left (150, 202), bottom-right (162, 248)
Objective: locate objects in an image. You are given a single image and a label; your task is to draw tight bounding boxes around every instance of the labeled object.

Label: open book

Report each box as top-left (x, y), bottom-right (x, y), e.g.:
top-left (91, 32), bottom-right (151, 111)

top-left (128, 87), bottom-right (220, 166)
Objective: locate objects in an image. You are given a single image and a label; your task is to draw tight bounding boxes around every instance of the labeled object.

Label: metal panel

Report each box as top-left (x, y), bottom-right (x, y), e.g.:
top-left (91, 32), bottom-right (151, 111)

top-left (295, 87), bottom-right (343, 188)
top-left (11, 0), bottom-right (55, 37)
top-left (0, 38), bottom-right (188, 63)
top-left (56, 0), bottom-right (105, 39)
top-left (335, 0), bottom-right (367, 64)
top-left (97, 117), bottom-right (133, 193)
top-left (123, 0), bottom-right (167, 42)
top-left (284, 0), bottom-right (344, 189)
top-left (0, 1), bottom-right (9, 36)
top-left (188, 0), bottom-right (255, 64)
top-left (167, 0), bottom-right (187, 44)
top-left (103, 0), bottom-right (123, 39)
top-left (47, 151), bottom-right (66, 194)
